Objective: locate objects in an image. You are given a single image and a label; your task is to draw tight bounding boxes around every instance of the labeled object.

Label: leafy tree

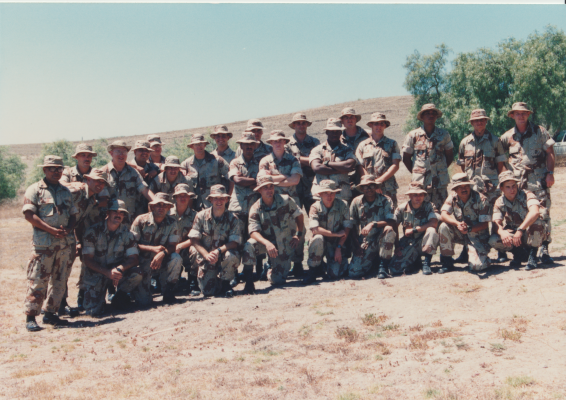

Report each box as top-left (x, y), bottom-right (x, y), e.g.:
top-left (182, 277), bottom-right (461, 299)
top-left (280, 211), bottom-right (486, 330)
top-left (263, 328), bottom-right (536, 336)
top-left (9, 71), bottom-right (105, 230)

top-left (0, 146), bottom-right (27, 201)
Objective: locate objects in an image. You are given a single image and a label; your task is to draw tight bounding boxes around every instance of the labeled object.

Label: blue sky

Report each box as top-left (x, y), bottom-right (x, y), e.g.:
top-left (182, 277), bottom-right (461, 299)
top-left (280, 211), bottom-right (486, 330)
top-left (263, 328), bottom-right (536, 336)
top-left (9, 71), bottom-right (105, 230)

top-left (1, 4), bottom-right (565, 145)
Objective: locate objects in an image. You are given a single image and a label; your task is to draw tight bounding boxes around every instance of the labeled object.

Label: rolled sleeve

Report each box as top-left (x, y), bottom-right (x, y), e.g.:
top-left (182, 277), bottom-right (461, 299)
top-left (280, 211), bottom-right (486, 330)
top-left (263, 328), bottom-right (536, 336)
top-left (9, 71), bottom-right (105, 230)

top-left (125, 246), bottom-right (139, 257)
top-left (386, 211), bottom-right (395, 221)
top-left (441, 203), bottom-right (453, 213)
top-left (168, 234), bottom-right (180, 244)
top-left (492, 212), bottom-right (503, 221)
top-left (392, 152), bottom-right (402, 160)
top-left (188, 228), bottom-right (202, 240)
top-left (130, 218), bottom-right (142, 241)
top-left (444, 140), bottom-right (454, 151)
top-left (22, 203), bottom-right (37, 214)
top-left (309, 148), bottom-right (322, 165)
top-left (22, 186), bottom-right (39, 214)
top-left (401, 134), bottom-right (414, 155)
top-left (343, 219), bottom-right (354, 229)
top-left (527, 198), bottom-right (540, 208)
top-left (290, 163), bottom-right (303, 176)
top-left (82, 243), bottom-right (95, 256)
top-left (228, 233), bottom-right (242, 245)
top-left (544, 138), bottom-right (555, 150)
top-left (309, 212), bottom-right (320, 229)
top-left (429, 212), bottom-right (440, 220)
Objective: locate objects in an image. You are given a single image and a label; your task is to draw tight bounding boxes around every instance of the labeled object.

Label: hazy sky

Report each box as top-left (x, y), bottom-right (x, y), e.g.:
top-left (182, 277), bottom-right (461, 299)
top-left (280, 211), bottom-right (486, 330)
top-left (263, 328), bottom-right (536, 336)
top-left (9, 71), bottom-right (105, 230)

top-left (1, 4), bottom-right (565, 145)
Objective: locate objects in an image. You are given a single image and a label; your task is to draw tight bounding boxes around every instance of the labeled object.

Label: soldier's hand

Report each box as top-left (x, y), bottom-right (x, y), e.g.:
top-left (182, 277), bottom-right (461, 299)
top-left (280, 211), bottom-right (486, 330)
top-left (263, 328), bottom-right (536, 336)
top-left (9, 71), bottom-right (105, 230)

top-left (50, 226), bottom-right (67, 239)
top-left (175, 243), bottom-right (184, 253)
top-left (361, 223), bottom-right (375, 236)
top-left (148, 170), bottom-right (158, 179)
top-left (150, 252), bottom-right (165, 270)
top-left (546, 173), bottom-right (555, 188)
top-left (404, 228), bottom-right (413, 237)
top-left (290, 236), bottom-right (300, 248)
top-left (205, 250), bottom-right (219, 264)
top-left (361, 242), bottom-right (369, 250)
top-left (266, 242), bottom-right (278, 258)
top-left (512, 231), bottom-right (523, 247)
top-left (501, 231), bottom-right (513, 247)
top-left (153, 245), bottom-right (167, 254)
top-left (334, 230), bottom-right (346, 238)
top-left (110, 268), bottom-right (123, 284)
top-left (334, 248), bottom-right (342, 263)
top-left (457, 222), bottom-right (468, 234)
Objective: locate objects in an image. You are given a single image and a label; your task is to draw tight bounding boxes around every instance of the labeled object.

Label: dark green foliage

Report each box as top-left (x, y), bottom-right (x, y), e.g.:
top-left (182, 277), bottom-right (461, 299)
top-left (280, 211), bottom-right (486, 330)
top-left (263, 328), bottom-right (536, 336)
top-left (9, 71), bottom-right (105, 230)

top-left (0, 146), bottom-right (27, 200)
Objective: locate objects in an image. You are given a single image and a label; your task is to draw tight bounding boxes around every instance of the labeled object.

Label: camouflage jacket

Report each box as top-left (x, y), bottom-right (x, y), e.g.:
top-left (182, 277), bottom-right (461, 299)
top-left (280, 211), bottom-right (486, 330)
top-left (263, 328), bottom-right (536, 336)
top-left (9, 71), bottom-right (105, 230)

top-left (259, 152), bottom-right (303, 201)
top-left (228, 155), bottom-right (261, 215)
top-left (350, 194), bottom-right (395, 239)
top-left (68, 183), bottom-right (105, 243)
top-left (61, 166), bottom-right (89, 184)
top-left (310, 141), bottom-right (357, 201)
top-left (188, 207), bottom-right (242, 251)
top-left (170, 205), bottom-right (198, 242)
top-left (309, 198), bottom-right (353, 232)
top-left (356, 135), bottom-right (401, 194)
top-left (131, 212), bottom-right (180, 259)
top-left (100, 162), bottom-right (148, 216)
top-left (235, 141), bottom-right (273, 163)
top-left (341, 126), bottom-right (370, 154)
top-left (212, 147), bottom-right (236, 166)
top-left (402, 126), bottom-right (454, 189)
top-left (132, 159), bottom-right (161, 184)
top-left (394, 201), bottom-right (439, 240)
top-left (149, 171), bottom-right (195, 196)
top-left (82, 221), bottom-right (139, 268)
top-left (493, 190), bottom-right (540, 230)
top-left (458, 130), bottom-right (507, 192)
top-left (500, 121), bottom-right (555, 191)
top-left (180, 151), bottom-right (230, 209)
top-left (22, 179), bottom-right (79, 249)
top-left (441, 190), bottom-right (492, 236)
top-left (286, 134), bottom-right (320, 199)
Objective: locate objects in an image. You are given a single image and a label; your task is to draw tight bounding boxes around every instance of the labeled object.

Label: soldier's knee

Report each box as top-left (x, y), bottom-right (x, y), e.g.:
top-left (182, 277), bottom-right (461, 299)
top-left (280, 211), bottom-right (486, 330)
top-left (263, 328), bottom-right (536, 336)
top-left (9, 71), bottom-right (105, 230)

top-left (223, 251), bottom-right (241, 266)
top-left (438, 222), bottom-right (451, 236)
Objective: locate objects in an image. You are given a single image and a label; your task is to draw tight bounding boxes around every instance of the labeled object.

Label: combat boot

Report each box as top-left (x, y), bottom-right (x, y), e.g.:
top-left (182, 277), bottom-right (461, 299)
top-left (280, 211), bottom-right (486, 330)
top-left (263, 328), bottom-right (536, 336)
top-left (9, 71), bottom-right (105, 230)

top-left (288, 262), bottom-right (304, 278)
top-left (57, 297), bottom-right (79, 318)
top-left (242, 268), bottom-right (256, 295)
top-left (77, 289), bottom-right (85, 312)
top-left (254, 259), bottom-right (263, 282)
top-left (43, 312), bottom-right (69, 326)
top-left (188, 275), bottom-right (201, 296)
top-left (525, 247), bottom-right (539, 271)
top-left (438, 255), bottom-right (454, 274)
top-left (162, 283), bottom-right (178, 304)
top-left (539, 241), bottom-right (553, 264)
top-left (302, 266), bottom-right (320, 285)
top-left (218, 280), bottom-right (234, 298)
top-left (422, 254), bottom-right (433, 275)
top-left (111, 290), bottom-right (132, 310)
top-left (496, 251), bottom-right (509, 263)
top-left (259, 261), bottom-right (270, 282)
top-left (453, 244), bottom-right (469, 264)
top-left (377, 258), bottom-right (390, 279)
top-left (509, 247), bottom-right (524, 268)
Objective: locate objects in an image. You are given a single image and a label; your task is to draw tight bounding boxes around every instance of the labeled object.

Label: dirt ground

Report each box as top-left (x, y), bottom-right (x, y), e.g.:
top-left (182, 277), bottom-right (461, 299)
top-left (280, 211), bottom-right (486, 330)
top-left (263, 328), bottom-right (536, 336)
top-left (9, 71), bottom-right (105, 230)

top-left (1, 165), bottom-right (566, 400)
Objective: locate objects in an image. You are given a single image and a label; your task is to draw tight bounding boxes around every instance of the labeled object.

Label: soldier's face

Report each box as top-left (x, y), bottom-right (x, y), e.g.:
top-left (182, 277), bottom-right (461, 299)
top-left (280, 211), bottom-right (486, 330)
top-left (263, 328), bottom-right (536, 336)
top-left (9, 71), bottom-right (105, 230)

top-left (165, 167), bottom-right (180, 180)
top-left (214, 133), bottom-right (230, 147)
top-left (259, 184), bottom-right (275, 200)
top-left (192, 143), bottom-right (206, 156)
top-left (151, 144), bottom-right (162, 156)
top-left (251, 129), bottom-right (263, 141)
top-left (271, 139), bottom-right (287, 153)
top-left (409, 193), bottom-right (425, 208)
top-left (421, 110), bottom-right (438, 124)
top-left (326, 130), bottom-right (342, 146)
top-left (454, 185), bottom-right (471, 201)
top-left (211, 197), bottom-right (229, 209)
top-left (135, 148), bottom-right (151, 163)
top-left (241, 142), bottom-right (255, 158)
top-left (75, 152), bottom-right (94, 169)
top-left (293, 121), bottom-right (308, 135)
top-left (370, 122), bottom-right (387, 136)
top-left (43, 166), bottom-right (64, 182)
top-left (152, 202), bottom-right (171, 218)
top-left (470, 119), bottom-right (488, 134)
top-left (87, 177), bottom-right (107, 195)
top-left (175, 193), bottom-right (192, 208)
top-left (512, 111), bottom-right (530, 126)
top-left (361, 184), bottom-right (377, 201)
top-left (110, 147), bottom-right (129, 164)
top-left (341, 115), bottom-right (357, 129)
top-left (107, 210), bottom-right (125, 226)
top-left (501, 181), bottom-right (518, 201)
top-left (320, 191), bottom-right (336, 206)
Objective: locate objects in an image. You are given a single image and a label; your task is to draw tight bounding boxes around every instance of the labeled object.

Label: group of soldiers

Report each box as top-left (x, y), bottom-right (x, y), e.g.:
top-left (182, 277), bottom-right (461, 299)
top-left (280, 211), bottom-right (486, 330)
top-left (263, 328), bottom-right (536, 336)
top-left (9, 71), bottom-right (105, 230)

top-left (22, 101), bottom-right (556, 332)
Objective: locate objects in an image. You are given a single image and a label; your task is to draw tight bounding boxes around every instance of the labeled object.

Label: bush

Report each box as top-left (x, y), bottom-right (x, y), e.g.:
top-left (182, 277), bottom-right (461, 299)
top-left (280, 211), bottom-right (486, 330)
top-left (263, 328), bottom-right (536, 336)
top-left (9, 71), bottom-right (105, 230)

top-left (0, 146), bottom-right (27, 201)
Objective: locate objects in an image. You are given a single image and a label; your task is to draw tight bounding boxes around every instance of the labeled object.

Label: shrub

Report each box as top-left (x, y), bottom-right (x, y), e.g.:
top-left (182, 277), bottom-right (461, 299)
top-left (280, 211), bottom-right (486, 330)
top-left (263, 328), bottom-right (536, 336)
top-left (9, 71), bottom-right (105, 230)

top-left (0, 146), bottom-right (27, 201)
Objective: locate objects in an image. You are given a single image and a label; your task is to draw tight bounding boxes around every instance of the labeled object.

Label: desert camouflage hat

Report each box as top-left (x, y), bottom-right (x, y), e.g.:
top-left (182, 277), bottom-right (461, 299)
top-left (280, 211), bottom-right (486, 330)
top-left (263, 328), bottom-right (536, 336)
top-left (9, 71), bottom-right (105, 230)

top-left (211, 125), bottom-right (233, 139)
top-left (355, 174), bottom-right (382, 191)
top-left (417, 103), bottom-right (443, 121)
top-left (206, 184), bottom-right (231, 201)
top-left (131, 140), bottom-right (155, 152)
top-left (339, 107), bottom-right (362, 122)
top-left (468, 108), bottom-right (491, 122)
top-left (451, 173), bottom-right (473, 190)
top-left (149, 192), bottom-right (174, 206)
top-left (83, 168), bottom-right (109, 185)
top-left (265, 130), bottom-right (290, 144)
top-left (38, 155), bottom-right (66, 168)
top-left (161, 155), bottom-right (182, 170)
top-left (108, 199), bottom-right (129, 214)
top-left (323, 118), bottom-right (345, 132)
top-left (498, 171), bottom-right (521, 188)
top-left (107, 140), bottom-right (132, 152)
top-left (507, 102), bottom-right (533, 118)
top-left (72, 143), bottom-right (98, 158)
top-left (366, 112), bottom-right (391, 128)
top-left (289, 113), bottom-right (312, 129)
top-left (253, 172), bottom-right (280, 192)
top-left (187, 133), bottom-right (209, 148)
top-left (314, 179), bottom-right (342, 194)
top-left (245, 119), bottom-right (266, 131)
top-left (406, 181), bottom-right (427, 195)
top-left (147, 134), bottom-right (165, 147)
top-left (236, 132), bottom-right (259, 144)
top-left (172, 183), bottom-right (197, 199)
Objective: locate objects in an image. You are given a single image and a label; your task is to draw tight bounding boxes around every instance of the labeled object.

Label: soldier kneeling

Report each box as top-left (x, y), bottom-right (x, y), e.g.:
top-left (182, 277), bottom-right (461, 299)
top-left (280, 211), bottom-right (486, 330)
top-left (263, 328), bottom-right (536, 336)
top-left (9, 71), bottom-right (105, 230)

top-left (489, 171), bottom-right (549, 270)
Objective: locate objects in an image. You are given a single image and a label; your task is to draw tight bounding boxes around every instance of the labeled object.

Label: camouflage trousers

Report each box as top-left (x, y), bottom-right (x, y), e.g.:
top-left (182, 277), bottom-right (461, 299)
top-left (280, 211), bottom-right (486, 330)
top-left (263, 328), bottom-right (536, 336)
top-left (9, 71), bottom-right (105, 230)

top-left (426, 187), bottom-right (448, 211)
top-left (131, 253), bottom-right (183, 305)
top-left (534, 188), bottom-right (552, 243)
top-left (488, 219), bottom-right (549, 251)
top-left (307, 235), bottom-right (349, 279)
top-left (242, 239), bottom-right (294, 285)
top-left (438, 222), bottom-right (490, 271)
top-left (188, 246), bottom-right (241, 296)
top-left (82, 266), bottom-right (143, 316)
top-left (24, 244), bottom-right (76, 316)
top-left (389, 228), bottom-right (439, 275)
top-left (348, 226), bottom-right (396, 279)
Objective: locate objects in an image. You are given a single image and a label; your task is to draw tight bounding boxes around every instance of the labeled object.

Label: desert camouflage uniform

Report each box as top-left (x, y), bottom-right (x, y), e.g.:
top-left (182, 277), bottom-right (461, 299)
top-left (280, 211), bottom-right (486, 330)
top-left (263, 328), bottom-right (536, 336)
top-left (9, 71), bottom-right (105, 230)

top-left (228, 155), bottom-right (261, 233)
top-left (181, 151), bottom-right (230, 210)
top-left (81, 222), bottom-right (142, 315)
top-left (308, 199), bottom-right (353, 278)
top-left (243, 194), bottom-right (303, 285)
top-left (235, 141), bottom-right (273, 163)
top-left (130, 212), bottom-right (182, 305)
top-left (500, 121), bottom-right (554, 241)
top-left (287, 134), bottom-right (320, 211)
top-left (259, 152), bottom-right (303, 205)
top-left (439, 190), bottom-right (492, 271)
top-left (22, 179), bottom-right (78, 316)
top-left (212, 147), bottom-right (236, 166)
top-left (188, 208), bottom-right (242, 296)
top-left (341, 126), bottom-right (370, 154)
top-left (389, 201), bottom-right (440, 275)
top-left (61, 165), bottom-right (92, 184)
top-left (170, 205), bottom-right (198, 274)
top-left (458, 131), bottom-right (507, 204)
top-left (310, 141), bottom-right (357, 202)
top-left (132, 159), bottom-right (161, 185)
top-left (348, 194), bottom-right (396, 278)
top-left (149, 171), bottom-right (195, 196)
top-left (356, 136), bottom-right (401, 207)
top-left (489, 190), bottom-right (549, 251)
top-left (402, 127), bottom-right (454, 210)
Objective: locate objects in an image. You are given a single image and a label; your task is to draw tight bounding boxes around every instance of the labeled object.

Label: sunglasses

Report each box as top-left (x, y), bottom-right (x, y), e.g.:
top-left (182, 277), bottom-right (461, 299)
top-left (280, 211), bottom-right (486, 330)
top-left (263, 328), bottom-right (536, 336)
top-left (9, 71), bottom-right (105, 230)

top-left (46, 167), bottom-right (64, 172)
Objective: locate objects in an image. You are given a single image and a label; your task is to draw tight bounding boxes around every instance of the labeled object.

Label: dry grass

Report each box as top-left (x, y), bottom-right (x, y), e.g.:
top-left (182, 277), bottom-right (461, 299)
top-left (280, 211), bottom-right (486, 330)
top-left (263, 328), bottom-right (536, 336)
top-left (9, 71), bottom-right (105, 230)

top-left (499, 328), bottom-right (523, 342)
top-left (335, 326), bottom-right (359, 343)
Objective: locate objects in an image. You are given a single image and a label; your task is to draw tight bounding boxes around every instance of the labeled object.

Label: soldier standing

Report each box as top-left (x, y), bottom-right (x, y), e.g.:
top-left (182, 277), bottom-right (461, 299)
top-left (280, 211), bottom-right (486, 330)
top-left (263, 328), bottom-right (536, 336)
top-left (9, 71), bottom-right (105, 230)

top-left (389, 182), bottom-right (440, 277)
top-left (149, 155), bottom-right (195, 195)
top-left (489, 171), bottom-right (549, 270)
top-left (131, 140), bottom-right (160, 184)
top-left (304, 180), bottom-right (352, 284)
top-left (438, 173), bottom-right (492, 273)
top-left (23, 156), bottom-right (78, 332)
top-left (499, 102), bottom-right (555, 264)
top-left (348, 175), bottom-right (396, 279)
top-left (402, 104), bottom-right (454, 210)
top-left (356, 113), bottom-right (401, 207)
top-left (147, 134), bottom-right (167, 166)
top-left (235, 119), bottom-right (273, 163)
top-left (210, 125), bottom-right (236, 165)
top-left (339, 107), bottom-right (369, 192)
top-left (61, 143), bottom-right (99, 184)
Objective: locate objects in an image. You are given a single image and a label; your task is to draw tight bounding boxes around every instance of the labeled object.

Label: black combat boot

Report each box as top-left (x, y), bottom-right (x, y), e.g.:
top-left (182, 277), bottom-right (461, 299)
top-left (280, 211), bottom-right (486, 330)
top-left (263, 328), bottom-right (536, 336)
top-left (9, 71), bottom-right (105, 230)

top-left (509, 247), bottom-right (524, 268)
top-left (43, 311), bottom-right (69, 326)
top-left (217, 280), bottom-right (234, 298)
top-left (453, 244), bottom-right (469, 264)
top-left (539, 241), bottom-right (553, 264)
top-left (288, 262), bottom-right (304, 278)
top-left (254, 259), bottom-right (263, 282)
top-left (377, 258), bottom-right (390, 279)
top-left (111, 290), bottom-right (133, 310)
top-left (26, 315), bottom-right (41, 332)
top-left (496, 251), bottom-right (509, 263)
top-left (243, 267), bottom-right (256, 295)
top-left (525, 247), bottom-right (539, 271)
top-left (259, 261), bottom-right (270, 281)
top-left (302, 266), bottom-right (321, 285)
top-left (58, 297), bottom-right (79, 318)
top-left (422, 254), bottom-right (433, 275)
top-left (188, 275), bottom-right (201, 296)
top-left (77, 289), bottom-right (85, 312)
top-left (438, 255), bottom-right (454, 274)
top-left (162, 283), bottom-right (178, 304)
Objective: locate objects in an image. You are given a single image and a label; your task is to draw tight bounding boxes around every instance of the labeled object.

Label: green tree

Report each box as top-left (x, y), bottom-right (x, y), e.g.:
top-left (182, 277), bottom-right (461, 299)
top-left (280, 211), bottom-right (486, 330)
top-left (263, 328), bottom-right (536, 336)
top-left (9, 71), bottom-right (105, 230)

top-left (0, 146), bottom-right (27, 201)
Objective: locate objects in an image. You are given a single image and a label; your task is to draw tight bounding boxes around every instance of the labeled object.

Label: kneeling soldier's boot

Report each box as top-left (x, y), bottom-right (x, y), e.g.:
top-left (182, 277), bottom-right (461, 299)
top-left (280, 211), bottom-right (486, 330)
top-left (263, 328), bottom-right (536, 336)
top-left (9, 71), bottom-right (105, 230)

top-left (377, 259), bottom-right (389, 279)
top-left (509, 248), bottom-right (523, 268)
top-left (539, 241), bottom-right (553, 264)
top-left (218, 280), bottom-right (234, 298)
top-left (43, 311), bottom-right (69, 326)
top-left (302, 266), bottom-right (320, 285)
top-left (189, 275), bottom-right (201, 297)
top-left (289, 262), bottom-right (304, 278)
top-left (26, 315), bottom-right (41, 332)
top-left (243, 267), bottom-right (255, 295)
top-left (525, 247), bottom-right (539, 271)
top-left (162, 283), bottom-right (178, 304)
top-left (230, 273), bottom-right (240, 288)
top-left (259, 261), bottom-right (270, 282)
top-left (111, 290), bottom-right (132, 310)
top-left (453, 244), bottom-right (469, 264)
top-left (422, 254), bottom-right (433, 275)
top-left (254, 259), bottom-right (263, 282)
top-left (77, 289), bottom-right (85, 312)
top-left (496, 251), bottom-right (509, 263)
top-left (438, 255), bottom-right (454, 274)
top-left (58, 297), bottom-right (79, 318)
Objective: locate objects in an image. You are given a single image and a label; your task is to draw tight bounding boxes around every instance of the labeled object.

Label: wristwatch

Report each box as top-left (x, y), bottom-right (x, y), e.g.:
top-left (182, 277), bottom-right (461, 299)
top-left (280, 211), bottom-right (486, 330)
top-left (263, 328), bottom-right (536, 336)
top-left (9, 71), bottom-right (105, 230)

top-left (323, 160), bottom-right (330, 166)
top-left (548, 171), bottom-right (554, 175)
top-left (467, 225), bottom-right (473, 233)
top-left (116, 267), bottom-right (123, 274)
top-left (336, 244), bottom-right (342, 249)
top-left (517, 228), bottom-right (525, 233)
top-left (295, 231), bottom-right (303, 238)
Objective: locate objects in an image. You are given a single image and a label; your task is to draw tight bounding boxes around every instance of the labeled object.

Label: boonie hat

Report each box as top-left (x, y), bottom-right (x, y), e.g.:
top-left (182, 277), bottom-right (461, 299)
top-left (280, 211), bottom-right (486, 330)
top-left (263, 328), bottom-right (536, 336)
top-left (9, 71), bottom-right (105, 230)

top-left (265, 130), bottom-right (290, 144)
top-left (417, 104), bottom-right (443, 121)
top-left (289, 113), bottom-right (312, 129)
top-left (450, 173), bottom-right (473, 190)
top-left (355, 174), bottom-right (381, 191)
top-left (147, 135), bottom-right (166, 147)
top-left (405, 182), bottom-right (427, 195)
top-left (172, 183), bottom-right (197, 199)
top-left (149, 192), bottom-right (174, 206)
top-left (253, 172), bottom-right (280, 192)
top-left (211, 125), bottom-right (233, 139)
top-left (187, 134), bottom-right (209, 148)
top-left (339, 107), bottom-right (362, 122)
top-left (323, 118), bottom-right (345, 132)
top-left (314, 180), bottom-right (342, 195)
top-left (468, 109), bottom-right (491, 122)
top-left (206, 184), bottom-right (231, 201)
top-left (83, 168), bottom-right (109, 185)
top-left (108, 199), bottom-right (129, 214)
top-left (236, 132), bottom-right (259, 144)
top-left (161, 155), bottom-right (182, 170)
top-left (72, 143), bottom-right (97, 158)
top-left (131, 141), bottom-right (155, 152)
top-left (366, 112), bottom-right (391, 128)
top-left (507, 102), bottom-right (533, 118)
top-left (107, 140), bottom-right (132, 152)
top-left (245, 119), bottom-right (266, 131)
top-left (38, 155), bottom-right (66, 168)
top-left (498, 171), bottom-right (521, 188)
